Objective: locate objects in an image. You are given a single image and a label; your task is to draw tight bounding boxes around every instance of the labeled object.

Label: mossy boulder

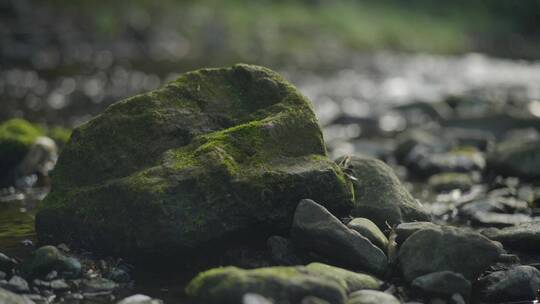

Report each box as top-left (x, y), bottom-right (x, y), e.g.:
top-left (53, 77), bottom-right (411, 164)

top-left (36, 64), bottom-right (353, 260)
top-left (186, 263), bottom-right (380, 304)
top-left (337, 155), bottom-right (430, 230)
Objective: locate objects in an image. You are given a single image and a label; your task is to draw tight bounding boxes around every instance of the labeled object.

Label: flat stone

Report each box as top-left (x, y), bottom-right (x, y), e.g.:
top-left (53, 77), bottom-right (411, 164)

top-left (291, 199), bottom-right (387, 276)
top-left (398, 226), bottom-right (501, 282)
top-left (395, 222), bottom-right (438, 244)
top-left (481, 221), bottom-right (540, 251)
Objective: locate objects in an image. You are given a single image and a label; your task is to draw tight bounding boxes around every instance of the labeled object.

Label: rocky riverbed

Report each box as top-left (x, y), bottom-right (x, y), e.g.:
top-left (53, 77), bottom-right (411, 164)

top-left (1, 56), bottom-right (540, 304)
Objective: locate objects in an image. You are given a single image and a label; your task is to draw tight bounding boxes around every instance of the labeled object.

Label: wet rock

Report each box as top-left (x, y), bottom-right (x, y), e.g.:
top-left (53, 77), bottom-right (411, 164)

top-left (49, 279), bottom-right (70, 291)
top-left (116, 294), bottom-right (163, 304)
top-left (477, 265), bottom-right (540, 303)
top-left (0, 287), bottom-right (35, 304)
top-left (185, 266), bottom-right (347, 304)
top-left (107, 267), bottom-right (131, 283)
top-left (428, 173), bottom-right (474, 192)
top-left (36, 64), bottom-right (354, 259)
top-left (398, 226), bottom-right (501, 282)
top-left (347, 290), bottom-right (400, 304)
top-left (305, 263), bottom-right (382, 293)
top-left (347, 218), bottom-right (389, 250)
top-left (267, 236), bottom-right (302, 265)
top-left (481, 221), bottom-right (540, 251)
top-left (0, 252), bottom-right (17, 274)
top-left (2, 276), bottom-right (30, 293)
top-left (489, 138), bottom-right (540, 178)
top-left (459, 196), bottom-right (533, 227)
top-left (336, 155), bottom-right (430, 229)
top-left (395, 222), bottom-right (438, 244)
top-left (82, 278), bottom-right (118, 292)
top-left (411, 271), bottom-right (471, 300)
top-left (291, 199), bottom-right (387, 276)
top-left (21, 246), bottom-right (81, 279)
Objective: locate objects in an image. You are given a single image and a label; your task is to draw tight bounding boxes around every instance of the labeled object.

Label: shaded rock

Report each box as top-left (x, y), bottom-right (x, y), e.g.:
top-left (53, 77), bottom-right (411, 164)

top-left (398, 226), bottom-right (501, 282)
top-left (185, 266), bottom-right (347, 304)
top-left (21, 246), bottom-right (81, 279)
top-left (459, 197), bottom-right (533, 227)
top-left (477, 265), bottom-right (540, 303)
top-left (305, 263), bottom-right (382, 293)
top-left (267, 236), bottom-right (302, 265)
top-left (336, 155), bottom-right (430, 229)
top-left (347, 290), bottom-right (400, 304)
top-left (489, 138), bottom-right (540, 178)
top-left (36, 64), bottom-right (354, 260)
top-left (395, 222), bottom-right (438, 244)
top-left (481, 221), bottom-right (540, 251)
top-left (291, 199), bottom-right (387, 276)
top-left (0, 287), bottom-right (35, 304)
top-left (116, 294), bottom-right (163, 304)
top-left (347, 218), bottom-right (388, 250)
top-left (82, 278), bottom-right (118, 292)
top-left (108, 267), bottom-right (131, 283)
top-left (428, 173), bottom-right (474, 192)
top-left (0, 253), bottom-right (17, 274)
top-left (411, 271), bottom-right (471, 300)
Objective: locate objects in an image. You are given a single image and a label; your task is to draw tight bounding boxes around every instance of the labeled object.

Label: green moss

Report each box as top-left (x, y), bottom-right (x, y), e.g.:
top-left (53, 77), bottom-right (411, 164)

top-left (37, 64), bottom-right (354, 259)
top-left (185, 265), bottom-right (347, 304)
top-left (0, 118), bottom-right (44, 175)
top-left (46, 127), bottom-right (72, 148)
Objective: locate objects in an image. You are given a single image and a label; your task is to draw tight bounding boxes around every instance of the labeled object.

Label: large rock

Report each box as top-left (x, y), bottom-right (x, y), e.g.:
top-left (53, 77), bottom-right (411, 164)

top-left (398, 226), bottom-right (501, 282)
top-left (36, 65), bottom-right (353, 259)
top-left (185, 266), bottom-right (347, 304)
top-left (481, 221), bottom-right (540, 251)
top-left (290, 199), bottom-right (387, 276)
top-left (336, 155), bottom-right (430, 229)
top-left (476, 265), bottom-right (540, 303)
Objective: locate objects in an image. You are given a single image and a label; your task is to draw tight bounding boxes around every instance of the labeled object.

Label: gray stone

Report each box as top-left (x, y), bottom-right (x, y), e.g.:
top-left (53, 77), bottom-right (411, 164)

top-left (116, 294), bottom-right (163, 304)
top-left (411, 271), bottom-right (471, 300)
top-left (395, 222), bottom-right (438, 244)
top-left (347, 218), bottom-right (388, 250)
top-left (3, 276), bottom-right (30, 293)
top-left (481, 221), bottom-right (540, 251)
top-left (0, 288), bottom-right (35, 304)
top-left (21, 246), bottom-right (81, 279)
top-left (243, 294), bottom-right (273, 304)
top-left (489, 139), bottom-right (540, 178)
top-left (477, 265), bottom-right (540, 302)
top-left (301, 296), bottom-right (330, 304)
top-left (291, 199), bottom-right (387, 276)
top-left (82, 278), bottom-right (118, 292)
top-left (347, 290), bottom-right (400, 304)
top-left (336, 155), bottom-right (430, 230)
top-left (398, 226), bottom-right (501, 282)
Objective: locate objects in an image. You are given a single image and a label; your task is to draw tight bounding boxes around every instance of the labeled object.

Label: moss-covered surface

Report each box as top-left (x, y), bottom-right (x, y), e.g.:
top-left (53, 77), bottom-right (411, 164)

top-left (185, 265), bottom-right (347, 304)
top-left (336, 155), bottom-right (430, 230)
top-left (36, 64), bottom-right (354, 259)
top-left (0, 118), bottom-right (44, 176)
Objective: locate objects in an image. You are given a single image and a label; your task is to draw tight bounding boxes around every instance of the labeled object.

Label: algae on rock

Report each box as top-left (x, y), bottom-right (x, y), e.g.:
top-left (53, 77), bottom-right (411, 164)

top-left (36, 64), bottom-right (354, 259)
